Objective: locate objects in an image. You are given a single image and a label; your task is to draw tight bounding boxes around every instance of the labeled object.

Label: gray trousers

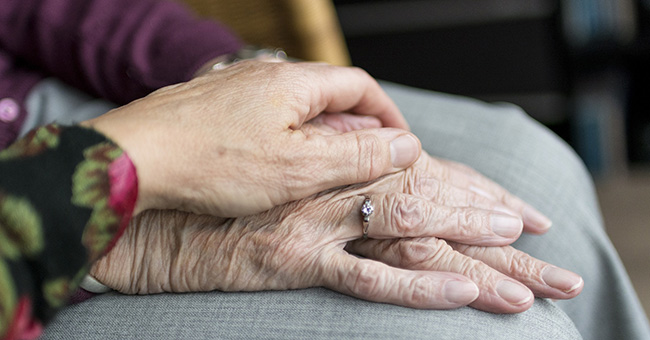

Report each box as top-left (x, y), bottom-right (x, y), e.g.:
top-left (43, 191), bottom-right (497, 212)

top-left (28, 79), bottom-right (649, 339)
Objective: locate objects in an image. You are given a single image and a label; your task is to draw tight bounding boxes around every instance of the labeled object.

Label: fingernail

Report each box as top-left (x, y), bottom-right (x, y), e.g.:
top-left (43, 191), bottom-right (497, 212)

top-left (389, 134), bottom-right (420, 168)
top-left (542, 266), bottom-right (583, 293)
top-left (490, 214), bottom-right (523, 238)
top-left (497, 280), bottom-right (533, 305)
top-left (444, 280), bottom-right (479, 304)
top-left (523, 205), bottom-right (552, 231)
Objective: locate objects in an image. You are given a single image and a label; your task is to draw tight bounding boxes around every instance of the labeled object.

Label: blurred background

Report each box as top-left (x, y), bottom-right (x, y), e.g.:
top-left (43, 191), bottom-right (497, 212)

top-left (330, 0), bottom-right (650, 320)
top-left (332, 0), bottom-right (649, 174)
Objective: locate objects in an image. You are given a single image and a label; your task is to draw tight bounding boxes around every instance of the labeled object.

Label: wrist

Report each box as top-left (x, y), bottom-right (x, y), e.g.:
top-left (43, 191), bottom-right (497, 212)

top-left (79, 117), bottom-right (148, 215)
top-left (194, 46), bottom-right (288, 77)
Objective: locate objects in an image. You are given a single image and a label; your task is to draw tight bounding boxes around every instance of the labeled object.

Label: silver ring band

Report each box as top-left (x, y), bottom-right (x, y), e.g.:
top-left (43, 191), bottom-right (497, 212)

top-left (361, 197), bottom-right (374, 239)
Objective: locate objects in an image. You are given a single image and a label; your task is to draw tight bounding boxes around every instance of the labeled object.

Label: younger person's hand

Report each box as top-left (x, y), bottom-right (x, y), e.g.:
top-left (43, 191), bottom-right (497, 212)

top-left (83, 61), bottom-right (419, 217)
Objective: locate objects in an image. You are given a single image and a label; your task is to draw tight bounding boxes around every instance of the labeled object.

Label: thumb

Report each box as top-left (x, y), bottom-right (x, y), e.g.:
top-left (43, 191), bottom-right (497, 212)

top-left (299, 128), bottom-right (421, 194)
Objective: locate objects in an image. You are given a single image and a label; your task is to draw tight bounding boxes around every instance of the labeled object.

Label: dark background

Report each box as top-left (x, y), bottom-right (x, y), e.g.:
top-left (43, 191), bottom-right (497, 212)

top-left (332, 0), bottom-right (650, 177)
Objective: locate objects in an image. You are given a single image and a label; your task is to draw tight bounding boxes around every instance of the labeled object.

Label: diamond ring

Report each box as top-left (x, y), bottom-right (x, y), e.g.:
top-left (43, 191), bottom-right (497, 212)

top-left (361, 197), bottom-right (374, 239)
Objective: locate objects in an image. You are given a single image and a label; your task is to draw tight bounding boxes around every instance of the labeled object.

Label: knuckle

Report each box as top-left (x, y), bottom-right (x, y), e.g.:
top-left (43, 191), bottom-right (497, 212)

top-left (443, 243), bottom-right (498, 283)
top-left (432, 241), bottom-right (464, 270)
top-left (442, 250), bottom-right (490, 281)
top-left (428, 239), bottom-right (455, 263)
top-left (385, 194), bottom-right (426, 236)
top-left (456, 209), bottom-right (488, 237)
top-left (396, 240), bottom-right (430, 267)
top-left (406, 275), bottom-right (435, 306)
top-left (407, 170), bottom-right (442, 200)
top-left (355, 133), bottom-right (387, 181)
top-left (507, 253), bottom-right (538, 277)
top-left (401, 241), bottom-right (494, 289)
top-left (464, 260), bottom-right (494, 284)
top-left (397, 239), bottom-right (449, 269)
top-left (348, 260), bottom-right (383, 296)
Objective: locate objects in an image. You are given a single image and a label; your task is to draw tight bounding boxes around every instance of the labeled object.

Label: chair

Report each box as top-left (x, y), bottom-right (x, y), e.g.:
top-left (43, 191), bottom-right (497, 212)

top-left (179, 0), bottom-right (351, 66)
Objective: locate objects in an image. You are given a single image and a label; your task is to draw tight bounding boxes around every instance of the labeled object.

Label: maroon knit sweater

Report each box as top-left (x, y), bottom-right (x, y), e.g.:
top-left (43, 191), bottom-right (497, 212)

top-left (0, 0), bottom-right (243, 149)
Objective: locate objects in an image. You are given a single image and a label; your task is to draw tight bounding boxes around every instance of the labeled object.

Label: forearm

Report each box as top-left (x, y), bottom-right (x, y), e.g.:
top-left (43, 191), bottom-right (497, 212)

top-left (0, 0), bottom-right (243, 105)
top-left (0, 124), bottom-right (138, 340)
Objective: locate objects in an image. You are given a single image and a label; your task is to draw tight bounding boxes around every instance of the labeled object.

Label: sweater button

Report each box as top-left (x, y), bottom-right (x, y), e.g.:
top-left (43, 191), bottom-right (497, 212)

top-left (0, 98), bottom-right (19, 123)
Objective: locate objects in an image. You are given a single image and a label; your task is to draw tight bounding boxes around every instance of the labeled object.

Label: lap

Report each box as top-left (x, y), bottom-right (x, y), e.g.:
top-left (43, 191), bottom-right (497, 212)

top-left (43, 289), bottom-right (580, 340)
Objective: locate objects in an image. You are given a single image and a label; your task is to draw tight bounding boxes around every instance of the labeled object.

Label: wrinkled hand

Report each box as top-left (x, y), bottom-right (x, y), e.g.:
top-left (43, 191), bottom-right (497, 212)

top-left (91, 158), bottom-right (582, 314)
top-left (307, 112), bottom-right (553, 234)
top-left (82, 61), bottom-right (420, 216)
top-left (340, 154), bottom-right (583, 313)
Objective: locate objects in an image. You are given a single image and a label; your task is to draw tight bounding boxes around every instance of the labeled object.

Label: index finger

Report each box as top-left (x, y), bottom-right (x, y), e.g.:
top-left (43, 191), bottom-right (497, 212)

top-left (296, 63), bottom-right (409, 130)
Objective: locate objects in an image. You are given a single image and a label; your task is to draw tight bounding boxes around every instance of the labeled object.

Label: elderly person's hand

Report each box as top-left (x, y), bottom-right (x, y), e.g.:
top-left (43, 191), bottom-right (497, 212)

top-left (345, 237), bottom-right (583, 313)
top-left (90, 157), bottom-right (582, 314)
top-left (307, 112), bottom-right (553, 235)
top-left (82, 61), bottom-right (420, 216)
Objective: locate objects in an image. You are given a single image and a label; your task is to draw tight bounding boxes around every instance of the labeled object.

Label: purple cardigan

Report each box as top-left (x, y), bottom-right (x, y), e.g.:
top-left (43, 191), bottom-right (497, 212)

top-left (0, 0), bottom-right (243, 149)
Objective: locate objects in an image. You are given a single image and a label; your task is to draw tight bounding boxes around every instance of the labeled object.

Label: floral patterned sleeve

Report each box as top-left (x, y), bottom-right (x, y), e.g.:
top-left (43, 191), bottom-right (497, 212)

top-left (0, 124), bottom-right (138, 340)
